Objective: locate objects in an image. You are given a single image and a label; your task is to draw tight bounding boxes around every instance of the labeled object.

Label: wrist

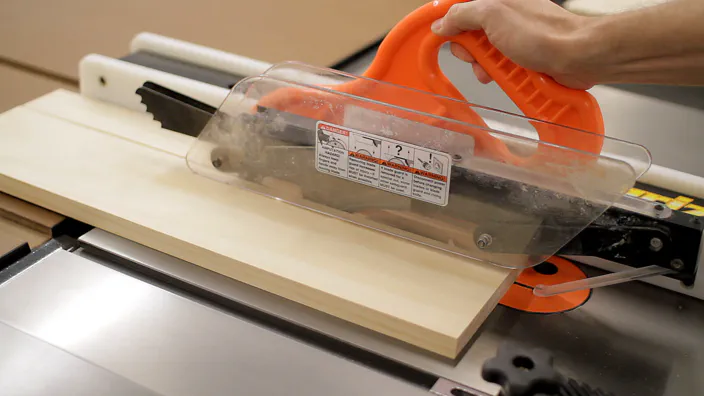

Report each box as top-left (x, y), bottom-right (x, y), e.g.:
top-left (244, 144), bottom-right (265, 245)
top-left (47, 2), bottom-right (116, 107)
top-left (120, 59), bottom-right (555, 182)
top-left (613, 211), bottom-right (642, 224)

top-left (551, 15), bottom-right (615, 86)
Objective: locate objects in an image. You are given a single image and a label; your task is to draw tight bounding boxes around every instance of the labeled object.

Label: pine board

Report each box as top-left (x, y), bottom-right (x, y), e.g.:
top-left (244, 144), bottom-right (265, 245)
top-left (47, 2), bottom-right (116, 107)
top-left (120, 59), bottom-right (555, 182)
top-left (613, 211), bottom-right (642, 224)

top-left (0, 90), bottom-right (516, 358)
top-left (0, 0), bottom-right (428, 80)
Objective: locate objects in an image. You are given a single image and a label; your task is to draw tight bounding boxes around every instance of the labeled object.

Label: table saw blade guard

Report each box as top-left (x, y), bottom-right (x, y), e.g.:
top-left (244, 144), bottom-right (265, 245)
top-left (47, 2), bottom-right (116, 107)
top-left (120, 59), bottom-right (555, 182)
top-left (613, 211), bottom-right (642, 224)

top-left (185, 62), bottom-right (651, 270)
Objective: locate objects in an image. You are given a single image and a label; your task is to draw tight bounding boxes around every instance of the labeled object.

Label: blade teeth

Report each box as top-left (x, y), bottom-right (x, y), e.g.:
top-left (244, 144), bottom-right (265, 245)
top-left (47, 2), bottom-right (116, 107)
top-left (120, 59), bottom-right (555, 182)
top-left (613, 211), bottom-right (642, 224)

top-left (135, 87), bottom-right (165, 127)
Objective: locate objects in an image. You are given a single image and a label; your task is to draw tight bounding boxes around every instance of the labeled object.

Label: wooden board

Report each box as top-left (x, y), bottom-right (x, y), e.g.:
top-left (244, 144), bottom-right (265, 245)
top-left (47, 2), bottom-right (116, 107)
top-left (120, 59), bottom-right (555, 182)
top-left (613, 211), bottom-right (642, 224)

top-left (0, 192), bottom-right (65, 234)
top-left (0, 90), bottom-right (516, 358)
top-left (0, 229), bottom-right (30, 268)
top-left (0, 218), bottom-right (50, 249)
top-left (0, 63), bottom-right (76, 113)
top-left (0, 231), bottom-right (24, 255)
top-left (0, 0), bottom-right (428, 80)
top-left (0, 189), bottom-right (62, 258)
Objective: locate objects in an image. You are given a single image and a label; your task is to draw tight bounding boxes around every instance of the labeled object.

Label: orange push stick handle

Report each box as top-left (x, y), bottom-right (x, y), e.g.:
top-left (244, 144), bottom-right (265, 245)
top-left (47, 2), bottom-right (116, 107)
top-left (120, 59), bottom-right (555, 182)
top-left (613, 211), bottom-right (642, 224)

top-left (362, 0), bottom-right (605, 155)
top-left (433, 29), bottom-right (605, 151)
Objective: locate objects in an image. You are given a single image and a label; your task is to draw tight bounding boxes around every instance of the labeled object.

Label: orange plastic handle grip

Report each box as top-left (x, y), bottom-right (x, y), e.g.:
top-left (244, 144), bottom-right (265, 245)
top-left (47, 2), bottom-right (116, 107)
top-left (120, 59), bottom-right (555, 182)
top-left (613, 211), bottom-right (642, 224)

top-left (257, 0), bottom-right (605, 162)
top-left (359, 0), bottom-right (605, 156)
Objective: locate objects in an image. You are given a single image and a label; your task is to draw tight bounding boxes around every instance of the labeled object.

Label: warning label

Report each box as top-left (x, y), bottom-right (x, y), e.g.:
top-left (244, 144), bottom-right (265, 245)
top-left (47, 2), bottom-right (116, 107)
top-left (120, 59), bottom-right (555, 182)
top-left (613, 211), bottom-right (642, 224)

top-left (314, 122), bottom-right (451, 206)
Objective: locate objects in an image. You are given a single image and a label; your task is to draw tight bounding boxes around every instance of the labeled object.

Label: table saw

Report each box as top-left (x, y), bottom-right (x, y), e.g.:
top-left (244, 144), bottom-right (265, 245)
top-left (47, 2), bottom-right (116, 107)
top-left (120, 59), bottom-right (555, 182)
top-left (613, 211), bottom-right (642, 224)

top-left (2, 2), bottom-right (704, 394)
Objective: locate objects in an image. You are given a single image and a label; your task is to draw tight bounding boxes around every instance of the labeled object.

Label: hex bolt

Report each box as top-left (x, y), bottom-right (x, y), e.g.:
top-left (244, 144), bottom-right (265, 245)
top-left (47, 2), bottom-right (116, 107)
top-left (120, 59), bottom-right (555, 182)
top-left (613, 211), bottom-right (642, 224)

top-left (477, 234), bottom-right (493, 249)
top-left (649, 237), bottom-right (663, 252)
top-left (671, 259), bottom-right (685, 270)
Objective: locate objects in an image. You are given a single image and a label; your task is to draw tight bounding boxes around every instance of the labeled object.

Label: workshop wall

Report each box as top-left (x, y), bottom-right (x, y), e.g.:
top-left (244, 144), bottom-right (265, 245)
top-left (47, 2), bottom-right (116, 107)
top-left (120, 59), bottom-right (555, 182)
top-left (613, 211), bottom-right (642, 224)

top-left (0, 0), bottom-right (672, 112)
top-left (0, 0), bottom-right (428, 81)
top-left (0, 0), bottom-right (431, 111)
top-left (0, 64), bottom-right (76, 113)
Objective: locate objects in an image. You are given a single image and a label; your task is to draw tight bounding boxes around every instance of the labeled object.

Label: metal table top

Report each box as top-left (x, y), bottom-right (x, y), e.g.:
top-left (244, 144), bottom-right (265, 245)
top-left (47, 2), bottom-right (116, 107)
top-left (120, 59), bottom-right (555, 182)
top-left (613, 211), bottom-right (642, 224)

top-left (1, 231), bottom-right (702, 396)
top-left (0, 245), bottom-right (431, 396)
top-left (0, 321), bottom-right (160, 396)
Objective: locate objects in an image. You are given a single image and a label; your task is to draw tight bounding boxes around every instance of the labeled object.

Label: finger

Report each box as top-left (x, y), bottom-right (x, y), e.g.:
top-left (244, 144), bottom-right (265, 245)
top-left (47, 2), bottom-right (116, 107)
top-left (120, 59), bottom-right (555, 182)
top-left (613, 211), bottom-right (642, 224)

top-left (450, 43), bottom-right (492, 83)
top-left (472, 63), bottom-right (493, 84)
top-left (431, 2), bottom-right (485, 36)
top-left (450, 43), bottom-right (475, 63)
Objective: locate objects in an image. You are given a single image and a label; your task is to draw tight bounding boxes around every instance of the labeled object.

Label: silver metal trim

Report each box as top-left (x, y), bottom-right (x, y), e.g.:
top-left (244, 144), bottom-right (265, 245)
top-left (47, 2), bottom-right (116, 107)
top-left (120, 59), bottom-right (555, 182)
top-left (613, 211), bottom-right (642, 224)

top-left (614, 194), bottom-right (673, 219)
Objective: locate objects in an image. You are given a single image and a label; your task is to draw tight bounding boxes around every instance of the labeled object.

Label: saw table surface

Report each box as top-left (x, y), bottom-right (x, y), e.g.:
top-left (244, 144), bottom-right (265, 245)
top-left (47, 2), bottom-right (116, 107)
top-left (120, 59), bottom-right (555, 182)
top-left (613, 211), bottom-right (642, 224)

top-left (0, 229), bottom-right (702, 395)
top-left (0, 244), bottom-right (432, 396)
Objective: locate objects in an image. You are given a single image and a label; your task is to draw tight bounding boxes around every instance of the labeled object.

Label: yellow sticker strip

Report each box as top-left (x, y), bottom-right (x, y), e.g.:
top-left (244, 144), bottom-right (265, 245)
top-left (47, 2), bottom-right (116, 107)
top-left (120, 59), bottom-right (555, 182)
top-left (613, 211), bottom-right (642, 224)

top-left (627, 188), bottom-right (704, 217)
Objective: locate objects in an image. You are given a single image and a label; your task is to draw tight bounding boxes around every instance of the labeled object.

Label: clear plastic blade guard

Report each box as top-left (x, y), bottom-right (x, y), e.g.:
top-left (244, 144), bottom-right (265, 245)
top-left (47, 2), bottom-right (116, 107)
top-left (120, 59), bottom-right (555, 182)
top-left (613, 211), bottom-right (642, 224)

top-left (185, 62), bottom-right (651, 271)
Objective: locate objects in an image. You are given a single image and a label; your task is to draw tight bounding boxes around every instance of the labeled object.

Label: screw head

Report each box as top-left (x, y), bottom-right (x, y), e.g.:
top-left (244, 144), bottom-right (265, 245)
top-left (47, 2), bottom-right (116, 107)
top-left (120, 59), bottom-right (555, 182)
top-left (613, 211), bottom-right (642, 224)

top-left (655, 204), bottom-right (665, 212)
top-left (671, 259), bottom-right (685, 270)
top-left (451, 154), bottom-right (462, 162)
top-left (649, 237), bottom-right (663, 252)
top-left (477, 234), bottom-right (493, 249)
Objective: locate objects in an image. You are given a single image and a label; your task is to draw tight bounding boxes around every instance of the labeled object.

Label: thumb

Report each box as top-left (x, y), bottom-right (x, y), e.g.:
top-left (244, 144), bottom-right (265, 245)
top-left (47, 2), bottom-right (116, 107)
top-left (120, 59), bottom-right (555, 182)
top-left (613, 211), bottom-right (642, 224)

top-left (431, 2), bottom-right (485, 36)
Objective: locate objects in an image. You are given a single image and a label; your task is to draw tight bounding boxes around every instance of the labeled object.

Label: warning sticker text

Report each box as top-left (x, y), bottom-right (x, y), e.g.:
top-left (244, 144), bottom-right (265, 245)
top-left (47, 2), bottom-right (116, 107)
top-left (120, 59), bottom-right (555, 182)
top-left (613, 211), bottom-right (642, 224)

top-left (314, 122), bottom-right (451, 206)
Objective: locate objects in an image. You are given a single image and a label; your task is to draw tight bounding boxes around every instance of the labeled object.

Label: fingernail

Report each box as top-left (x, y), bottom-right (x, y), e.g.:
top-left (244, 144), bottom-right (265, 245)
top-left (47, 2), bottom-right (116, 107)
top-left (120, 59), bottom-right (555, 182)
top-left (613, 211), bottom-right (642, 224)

top-left (431, 19), bottom-right (443, 33)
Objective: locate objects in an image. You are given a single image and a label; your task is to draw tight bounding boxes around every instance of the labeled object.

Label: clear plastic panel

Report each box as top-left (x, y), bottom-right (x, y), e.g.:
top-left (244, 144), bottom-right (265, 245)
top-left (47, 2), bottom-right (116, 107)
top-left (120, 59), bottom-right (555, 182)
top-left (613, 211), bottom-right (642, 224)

top-left (186, 62), bottom-right (651, 270)
top-left (261, 62), bottom-right (652, 178)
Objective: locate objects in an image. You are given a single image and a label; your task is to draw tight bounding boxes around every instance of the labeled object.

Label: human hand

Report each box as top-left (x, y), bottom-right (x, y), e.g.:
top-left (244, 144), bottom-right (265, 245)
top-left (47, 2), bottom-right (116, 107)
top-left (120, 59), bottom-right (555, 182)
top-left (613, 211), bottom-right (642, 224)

top-left (431, 0), bottom-right (595, 89)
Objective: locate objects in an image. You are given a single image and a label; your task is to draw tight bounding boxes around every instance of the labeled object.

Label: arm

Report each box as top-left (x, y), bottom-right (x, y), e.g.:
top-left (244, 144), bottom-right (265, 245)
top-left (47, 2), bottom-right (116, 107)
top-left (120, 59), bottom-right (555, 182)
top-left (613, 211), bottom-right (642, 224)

top-left (431, 0), bottom-right (704, 88)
